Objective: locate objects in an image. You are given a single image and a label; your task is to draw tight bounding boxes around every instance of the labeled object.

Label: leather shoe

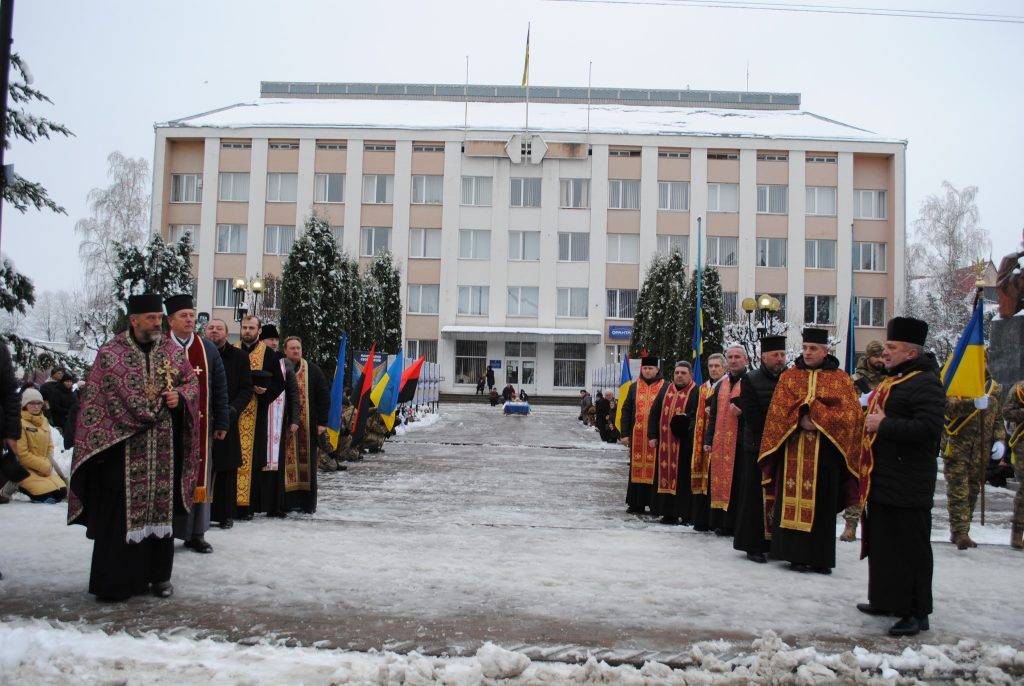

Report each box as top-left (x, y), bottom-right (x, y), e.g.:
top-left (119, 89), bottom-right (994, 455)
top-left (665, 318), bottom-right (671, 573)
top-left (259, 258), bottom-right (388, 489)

top-left (185, 537), bottom-right (213, 553)
top-left (856, 603), bottom-right (890, 616)
top-left (746, 552), bottom-right (767, 564)
top-left (810, 566), bottom-right (832, 575)
top-left (789, 562), bottom-right (812, 573)
top-left (888, 616), bottom-right (923, 636)
top-left (219, 519), bottom-right (234, 530)
top-left (659, 516), bottom-right (680, 525)
top-left (152, 582), bottom-right (174, 598)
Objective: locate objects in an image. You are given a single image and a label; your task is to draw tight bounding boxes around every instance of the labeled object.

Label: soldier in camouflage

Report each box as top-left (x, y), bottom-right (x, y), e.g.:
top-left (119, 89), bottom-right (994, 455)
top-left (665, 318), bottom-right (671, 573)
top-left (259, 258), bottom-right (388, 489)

top-left (840, 340), bottom-right (886, 542)
top-left (943, 377), bottom-right (1005, 549)
top-left (362, 407), bottom-right (390, 453)
top-left (1001, 380), bottom-right (1024, 550)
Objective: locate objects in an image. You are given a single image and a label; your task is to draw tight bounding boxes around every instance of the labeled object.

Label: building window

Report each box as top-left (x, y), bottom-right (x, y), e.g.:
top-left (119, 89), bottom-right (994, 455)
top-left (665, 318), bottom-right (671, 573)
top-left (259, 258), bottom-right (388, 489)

top-left (218, 172), bottom-right (250, 202)
top-left (805, 186), bottom-right (837, 216)
top-left (769, 293), bottom-right (788, 320)
top-left (364, 143), bottom-right (395, 152)
top-left (413, 144), bottom-right (444, 152)
top-left (360, 227), bottom-right (391, 257)
top-left (608, 148), bottom-right (640, 157)
top-left (853, 241), bottom-right (887, 272)
top-left (607, 289), bottom-right (638, 319)
top-left (266, 173), bottom-right (298, 203)
top-left (558, 232), bottom-right (590, 262)
top-left (505, 341), bottom-right (538, 358)
top-left (454, 340), bottom-right (487, 384)
top-left (406, 339), bottom-right (438, 363)
top-left (805, 295), bottom-right (836, 325)
top-left (169, 224), bottom-right (198, 249)
top-left (658, 181), bottom-right (689, 211)
top-left (707, 183), bottom-right (739, 212)
top-left (557, 287), bottom-right (589, 318)
top-left (221, 141), bottom-right (251, 149)
top-left (554, 343), bottom-right (587, 388)
top-left (756, 185), bottom-right (788, 214)
top-left (656, 234), bottom-right (688, 260)
top-left (607, 234), bottom-right (640, 264)
top-left (723, 291), bottom-right (739, 321)
top-left (170, 174), bottom-right (202, 203)
top-left (605, 344), bottom-right (628, 365)
top-left (806, 154), bottom-right (837, 164)
top-left (330, 225), bottom-right (343, 245)
top-left (805, 239), bottom-right (837, 269)
top-left (409, 228), bottom-right (442, 258)
top-left (857, 297), bottom-right (886, 328)
top-left (520, 140), bottom-right (532, 159)
top-left (411, 175), bottom-right (444, 205)
top-left (757, 153), bottom-right (788, 161)
top-left (461, 176), bottom-right (492, 206)
top-left (756, 237), bottom-right (787, 268)
top-left (213, 279), bottom-right (232, 308)
top-left (457, 286), bottom-right (489, 316)
top-left (507, 286), bottom-right (539, 317)
top-left (559, 178), bottom-right (590, 209)
top-left (314, 173), bottom-right (344, 203)
top-left (707, 236), bottom-right (738, 267)
top-left (508, 231), bottom-right (540, 261)
top-left (658, 149), bottom-right (689, 159)
top-left (510, 177), bottom-right (541, 207)
top-left (216, 224), bottom-right (246, 254)
top-left (608, 179), bottom-right (640, 210)
top-left (317, 142), bottom-right (347, 150)
top-left (362, 174), bottom-right (394, 204)
top-left (707, 151), bottom-right (739, 160)
top-left (408, 284), bottom-right (440, 315)
top-left (458, 229), bottom-right (491, 260)
top-left (268, 141), bottom-right (299, 150)
top-left (264, 225), bottom-right (295, 255)
top-left (854, 189), bottom-right (888, 220)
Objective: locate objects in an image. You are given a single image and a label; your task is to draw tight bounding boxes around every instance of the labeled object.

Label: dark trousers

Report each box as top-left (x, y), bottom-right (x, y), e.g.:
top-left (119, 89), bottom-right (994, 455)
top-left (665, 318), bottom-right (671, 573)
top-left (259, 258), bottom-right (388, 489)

top-left (866, 501), bottom-right (933, 617)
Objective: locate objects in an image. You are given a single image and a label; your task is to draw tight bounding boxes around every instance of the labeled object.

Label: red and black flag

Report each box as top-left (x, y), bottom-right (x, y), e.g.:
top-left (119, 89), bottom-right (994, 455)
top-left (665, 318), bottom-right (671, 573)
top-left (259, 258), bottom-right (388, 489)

top-left (350, 344), bottom-right (376, 447)
top-left (397, 356), bottom-right (426, 403)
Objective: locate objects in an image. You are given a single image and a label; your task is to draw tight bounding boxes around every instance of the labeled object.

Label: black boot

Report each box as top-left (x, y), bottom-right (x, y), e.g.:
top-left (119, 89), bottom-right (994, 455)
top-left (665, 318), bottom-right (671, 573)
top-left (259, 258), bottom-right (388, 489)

top-left (152, 582), bottom-right (174, 598)
top-left (185, 536), bottom-right (213, 553)
top-left (659, 516), bottom-right (679, 525)
top-left (218, 519), bottom-right (234, 530)
top-left (745, 552), bottom-right (767, 564)
top-left (888, 616), bottom-right (921, 637)
top-left (856, 603), bottom-right (890, 616)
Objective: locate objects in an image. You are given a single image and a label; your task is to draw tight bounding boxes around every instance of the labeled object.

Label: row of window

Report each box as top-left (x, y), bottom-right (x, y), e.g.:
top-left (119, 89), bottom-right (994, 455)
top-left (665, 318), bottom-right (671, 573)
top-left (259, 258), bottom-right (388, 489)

top-left (454, 341), bottom-right (586, 387)
top-left (171, 172), bottom-right (888, 220)
top-left (407, 285), bottom-right (593, 318)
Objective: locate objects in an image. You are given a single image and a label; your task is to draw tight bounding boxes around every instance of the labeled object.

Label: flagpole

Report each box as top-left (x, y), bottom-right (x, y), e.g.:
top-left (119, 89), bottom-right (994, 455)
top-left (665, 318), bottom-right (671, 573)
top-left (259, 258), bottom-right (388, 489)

top-left (524, 22), bottom-right (531, 134)
top-left (974, 280), bottom-right (987, 526)
top-left (586, 60), bottom-right (592, 145)
top-left (463, 55), bottom-right (469, 137)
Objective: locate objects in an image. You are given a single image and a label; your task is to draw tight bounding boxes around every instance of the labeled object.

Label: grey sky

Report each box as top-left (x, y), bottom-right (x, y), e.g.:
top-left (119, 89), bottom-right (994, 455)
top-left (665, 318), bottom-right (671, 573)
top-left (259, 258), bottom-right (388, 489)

top-left (4, 0), bottom-right (1021, 292)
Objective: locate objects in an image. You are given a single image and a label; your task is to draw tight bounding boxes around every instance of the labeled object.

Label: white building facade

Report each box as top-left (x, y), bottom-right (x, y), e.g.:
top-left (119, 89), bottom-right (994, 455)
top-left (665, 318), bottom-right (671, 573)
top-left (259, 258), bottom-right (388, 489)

top-left (151, 83), bottom-right (905, 397)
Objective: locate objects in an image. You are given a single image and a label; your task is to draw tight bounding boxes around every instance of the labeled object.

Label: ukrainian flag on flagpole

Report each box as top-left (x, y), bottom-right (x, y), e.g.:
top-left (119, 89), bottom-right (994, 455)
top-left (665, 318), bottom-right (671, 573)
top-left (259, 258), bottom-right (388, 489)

top-left (691, 220), bottom-right (704, 386)
top-left (844, 296), bottom-right (857, 375)
top-left (325, 332), bottom-right (348, 451)
top-left (614, 354), bottom-right (632, 433)
top-left (370, 350), bottom-right (404, 431)
top-left (941, 297), bottom-right (986, 398)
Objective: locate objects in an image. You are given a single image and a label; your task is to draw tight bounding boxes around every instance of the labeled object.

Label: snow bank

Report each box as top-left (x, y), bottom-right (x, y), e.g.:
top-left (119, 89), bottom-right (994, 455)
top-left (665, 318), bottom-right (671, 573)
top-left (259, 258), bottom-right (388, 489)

top-left (394, 410), bottom-right (442, 436)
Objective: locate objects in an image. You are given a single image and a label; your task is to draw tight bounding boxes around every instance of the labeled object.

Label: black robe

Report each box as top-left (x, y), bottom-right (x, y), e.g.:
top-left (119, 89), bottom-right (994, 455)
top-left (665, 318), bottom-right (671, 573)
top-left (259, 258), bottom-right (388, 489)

top-left (702, 372), bottom-right (745, 533)
top-left (210, 342), bottom-right (253, 524)
top-left (732, 365), bottom-right (780, 555)
top-left (238, 341), bottom-right (286, 518)
top-left (594, 396), bottom-right (619, 443)
top-left (647, 382), bottom-right (699, 521)
top-left (284, 359), bottom-right (330, 514)
top-left (620, 375), bottom-right (663, 512)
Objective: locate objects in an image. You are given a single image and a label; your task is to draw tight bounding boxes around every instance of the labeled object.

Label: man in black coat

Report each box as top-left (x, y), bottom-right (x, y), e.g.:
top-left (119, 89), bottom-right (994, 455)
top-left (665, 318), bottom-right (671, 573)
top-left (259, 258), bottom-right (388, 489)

top-left (733, 335), bottom-right (787, 563)
top-left (48, 376), bottom-right (76, 438)
top-left (0, 342), bottom-right (22, 521)
top-left (594, 390), bottom-right (618, 443)
top-left (281, 336), bottom-right (331, 514)
top-left (859, 316), bottom-right (945, 637)
top-left (204, 318), bottom-right (254, 529)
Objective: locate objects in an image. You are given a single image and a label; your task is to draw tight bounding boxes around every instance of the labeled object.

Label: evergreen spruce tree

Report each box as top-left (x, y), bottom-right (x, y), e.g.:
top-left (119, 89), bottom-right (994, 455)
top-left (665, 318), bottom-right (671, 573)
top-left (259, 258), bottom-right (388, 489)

top-left (630, 254), bottom-right (665, 358)
top-left (367, 250), bottom-right (403, 353)
top-left (700, 266), bottom-right (725, 359)
top-left (111, 233), bottom-right (195, 331)
top-left (629, 253), bottom-right (690, 376)
top-left (336, 253), bottom-right (364, 367)
top-left (279, 214), bottom-right (344, 375)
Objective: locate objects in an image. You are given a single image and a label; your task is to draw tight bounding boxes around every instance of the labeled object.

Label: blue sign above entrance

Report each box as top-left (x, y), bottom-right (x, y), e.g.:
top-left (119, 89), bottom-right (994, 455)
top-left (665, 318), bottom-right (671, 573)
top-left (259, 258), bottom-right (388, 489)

top-left (608, 325), bottom-right (634, 340)
top-left (488, 359), bottom-right (502, 369)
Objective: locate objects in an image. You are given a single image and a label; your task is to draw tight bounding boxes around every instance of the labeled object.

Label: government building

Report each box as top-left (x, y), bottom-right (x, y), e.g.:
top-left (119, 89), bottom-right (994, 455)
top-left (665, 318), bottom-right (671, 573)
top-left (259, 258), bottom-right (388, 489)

top-left (151, 82), bottom-right (905, 397)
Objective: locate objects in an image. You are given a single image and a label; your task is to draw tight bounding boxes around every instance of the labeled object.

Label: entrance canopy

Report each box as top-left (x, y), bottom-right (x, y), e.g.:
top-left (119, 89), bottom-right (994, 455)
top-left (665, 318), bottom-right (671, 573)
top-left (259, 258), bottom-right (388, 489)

top-left (441, 325), bottom-right (602, 345)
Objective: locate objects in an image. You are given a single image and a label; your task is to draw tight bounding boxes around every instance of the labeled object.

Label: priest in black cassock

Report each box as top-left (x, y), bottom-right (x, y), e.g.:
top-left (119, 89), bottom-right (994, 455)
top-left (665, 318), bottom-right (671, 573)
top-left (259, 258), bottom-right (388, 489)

top-left (733, 335), bottom-right (787, 563)
top-left (702, 345), bottom-right (748, 536)
top-left (619, 354), bottom-right (664, 514)
top-left (236, 315), bottom-right (286, 519)
top-left (204, 318), bottom-right (253, 529)
top-left (646, 360), bottom-right (699, 524)
top-left (69, 294), bottom-right (200, 600)
top-left (281, 336), bottom-right (330, 514)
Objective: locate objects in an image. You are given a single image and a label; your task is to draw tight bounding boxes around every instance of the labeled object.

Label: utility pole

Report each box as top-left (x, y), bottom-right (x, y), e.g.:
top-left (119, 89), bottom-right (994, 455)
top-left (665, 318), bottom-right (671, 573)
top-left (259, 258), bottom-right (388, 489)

top-left (0, 0), bottom-right (15, 247)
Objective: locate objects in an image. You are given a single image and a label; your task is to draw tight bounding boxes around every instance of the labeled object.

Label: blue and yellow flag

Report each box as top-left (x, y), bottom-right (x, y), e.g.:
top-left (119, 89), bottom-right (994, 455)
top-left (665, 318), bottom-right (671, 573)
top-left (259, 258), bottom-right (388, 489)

top-left (614, 354), bottom-right (632, 432)
top-left (325, 332), bottom-right (348, 451)
top-left (521, 24), bottom-right (530, 87)
top-left (941, 298), bottom-right (986, 398)
top-left (370, 350), bottom-right (404, 431)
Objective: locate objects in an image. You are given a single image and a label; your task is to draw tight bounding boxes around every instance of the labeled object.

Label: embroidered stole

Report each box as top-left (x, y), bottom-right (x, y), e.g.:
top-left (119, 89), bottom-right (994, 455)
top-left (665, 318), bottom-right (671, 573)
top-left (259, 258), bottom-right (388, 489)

top-left (690, 381), bottom-right (715, 495)
top-left (265, 359), bottom-right (287, 471)
top-left (236, 342), bottom-right (266, 507)
top-left (657, 382), bottom-right (695, 495)
top-left (283, 360), bottom-right (312, 491)
top-left (709, 376), bottom-right (741, 510)
top-left (183, 336), bottom-right (211, 502)
top-left (630, 379), bottom-right (664, 485)
top-left (858, 370), bottom-right (922, 508)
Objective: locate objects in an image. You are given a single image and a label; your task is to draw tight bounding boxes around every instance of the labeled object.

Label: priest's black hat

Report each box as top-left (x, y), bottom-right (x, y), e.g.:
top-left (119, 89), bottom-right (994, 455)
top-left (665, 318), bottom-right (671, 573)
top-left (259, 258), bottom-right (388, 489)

top-left (802, 327), bottom-right (829, 345)
top-left (163, 294), bottom-right (195, 316)
top-left (886, 317), bottom-right (928, 346)
top-left (126, 294), bottom-right (163, 315)
top-left (760, 335), bottom-right (787, 353)
top-left (640, 354), bottom-right (659, 367)
top-left (260, 324), bottom-right (280, 340)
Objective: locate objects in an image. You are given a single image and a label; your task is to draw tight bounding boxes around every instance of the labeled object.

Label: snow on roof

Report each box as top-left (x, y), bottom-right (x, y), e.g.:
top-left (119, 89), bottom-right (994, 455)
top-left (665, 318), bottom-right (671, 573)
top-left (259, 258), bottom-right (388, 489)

top-left (163, 98), bottom-right (902, 144)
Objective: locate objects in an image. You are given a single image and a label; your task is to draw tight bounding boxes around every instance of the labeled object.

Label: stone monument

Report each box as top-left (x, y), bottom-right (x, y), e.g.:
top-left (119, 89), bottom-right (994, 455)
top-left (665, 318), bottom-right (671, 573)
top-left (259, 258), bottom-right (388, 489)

top-left (991, 230), bottom-right (1024, 394)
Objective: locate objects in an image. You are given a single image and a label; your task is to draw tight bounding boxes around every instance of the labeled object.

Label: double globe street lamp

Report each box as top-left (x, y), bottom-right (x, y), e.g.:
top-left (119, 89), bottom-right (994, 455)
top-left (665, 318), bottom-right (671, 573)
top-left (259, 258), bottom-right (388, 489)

top-left (742, 293), bottom-right (783, 341)
top-left (232, 277), bottom-right (264, 323)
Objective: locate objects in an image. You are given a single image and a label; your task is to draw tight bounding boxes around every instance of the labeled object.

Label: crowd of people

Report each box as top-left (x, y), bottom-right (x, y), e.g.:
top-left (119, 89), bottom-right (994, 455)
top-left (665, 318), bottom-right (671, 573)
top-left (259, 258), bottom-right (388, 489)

top-left (612, 316), bottom-right (1024, 638)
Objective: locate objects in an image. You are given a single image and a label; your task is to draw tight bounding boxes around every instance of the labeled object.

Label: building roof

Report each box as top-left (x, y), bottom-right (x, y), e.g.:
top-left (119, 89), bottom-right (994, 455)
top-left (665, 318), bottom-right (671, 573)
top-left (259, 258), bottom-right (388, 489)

top-left (162, 95), bottom-right (903, 144)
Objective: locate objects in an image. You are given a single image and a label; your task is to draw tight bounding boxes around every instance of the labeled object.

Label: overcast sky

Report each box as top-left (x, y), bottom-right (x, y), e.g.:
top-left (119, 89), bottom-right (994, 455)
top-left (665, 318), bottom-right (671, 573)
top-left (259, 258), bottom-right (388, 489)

top-left (4, 0), bottom-right (1021, 292)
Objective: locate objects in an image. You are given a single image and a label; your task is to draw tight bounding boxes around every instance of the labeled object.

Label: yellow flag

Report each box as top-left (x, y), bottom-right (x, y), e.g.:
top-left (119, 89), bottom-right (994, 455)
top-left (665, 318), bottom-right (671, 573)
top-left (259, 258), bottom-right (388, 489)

top-left (521, 24), bottom-right (530, 87)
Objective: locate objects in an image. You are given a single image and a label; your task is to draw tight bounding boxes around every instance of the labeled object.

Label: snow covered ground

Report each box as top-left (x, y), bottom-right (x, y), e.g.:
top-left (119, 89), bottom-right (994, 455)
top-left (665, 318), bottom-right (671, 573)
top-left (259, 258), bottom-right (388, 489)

top-left (1, 403), bottom-right (1022, 684)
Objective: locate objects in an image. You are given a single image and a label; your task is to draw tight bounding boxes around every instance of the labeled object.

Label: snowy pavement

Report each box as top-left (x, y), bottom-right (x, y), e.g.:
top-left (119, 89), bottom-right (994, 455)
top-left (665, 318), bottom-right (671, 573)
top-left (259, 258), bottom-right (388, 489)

top-left (1, 402), bottom-right (1023, 683)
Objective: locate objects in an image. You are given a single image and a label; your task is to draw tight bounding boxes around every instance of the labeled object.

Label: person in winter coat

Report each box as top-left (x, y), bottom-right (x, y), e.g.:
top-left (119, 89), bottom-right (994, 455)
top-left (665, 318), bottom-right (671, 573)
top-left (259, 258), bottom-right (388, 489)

top-left (47, 375), bottom-right (76, 436)
top-left (0, 342), bottom-right (23, 509)
top-left (9, 388), bottom-right (66, 503)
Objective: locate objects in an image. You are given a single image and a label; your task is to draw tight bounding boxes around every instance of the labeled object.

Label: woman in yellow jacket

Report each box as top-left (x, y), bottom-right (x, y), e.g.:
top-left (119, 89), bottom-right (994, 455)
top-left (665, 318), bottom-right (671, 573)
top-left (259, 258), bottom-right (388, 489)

top-left (14, 388), bottom-right (66, 503)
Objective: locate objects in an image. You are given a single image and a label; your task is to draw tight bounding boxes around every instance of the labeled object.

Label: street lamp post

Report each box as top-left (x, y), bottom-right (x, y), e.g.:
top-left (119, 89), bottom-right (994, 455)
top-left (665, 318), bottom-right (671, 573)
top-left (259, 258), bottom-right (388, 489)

top-left (741, 294), bottom-right (782, 366)
top-left (232, 277), bottom-right (264, 324)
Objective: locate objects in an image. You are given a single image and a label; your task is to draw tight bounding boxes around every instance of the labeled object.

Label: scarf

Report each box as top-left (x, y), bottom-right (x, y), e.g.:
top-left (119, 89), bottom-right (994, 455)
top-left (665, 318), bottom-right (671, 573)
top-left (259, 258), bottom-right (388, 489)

top-left (236, 341), bottom-right (266, 507)
top-left (265, 359), bottom-right (288, 471)
top-left (284, 359), bottom-right (312, 492)
top-left (690, 380), bottom-right (718, 495)
top-left (857, 370), bottom-right (922, 508)
top-left (657, 382), bottom-right (695, 495)
top-left (630, 378), bottom-right (664, 485)
top-left (709, 375), bottom-right (742, 510)
top-left (69, 331), bottom-right (199, 543)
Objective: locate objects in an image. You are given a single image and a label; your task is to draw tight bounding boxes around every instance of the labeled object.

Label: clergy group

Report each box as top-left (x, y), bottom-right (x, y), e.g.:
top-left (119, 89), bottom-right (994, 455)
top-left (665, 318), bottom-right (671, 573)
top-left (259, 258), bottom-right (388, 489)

top-left (68, 293), bottom-right (329, 602)
top-left (619, 317), bottom-right (945, 637)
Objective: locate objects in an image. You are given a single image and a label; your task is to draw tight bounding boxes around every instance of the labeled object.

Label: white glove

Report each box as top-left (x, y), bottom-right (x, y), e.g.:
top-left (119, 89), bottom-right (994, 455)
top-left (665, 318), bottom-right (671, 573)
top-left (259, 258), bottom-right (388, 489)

top-left (859, 392), bottom-right (872, 408)
top-left (974, 396), bottom-right (990, 410)
top-left (991, 441), bottom-right (1006, 461)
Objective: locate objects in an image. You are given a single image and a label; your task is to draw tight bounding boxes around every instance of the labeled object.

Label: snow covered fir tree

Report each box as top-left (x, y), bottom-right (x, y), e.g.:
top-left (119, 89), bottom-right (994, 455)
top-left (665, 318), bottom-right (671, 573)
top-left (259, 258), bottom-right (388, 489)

top-left (112, 233), bottom-right (194, 328)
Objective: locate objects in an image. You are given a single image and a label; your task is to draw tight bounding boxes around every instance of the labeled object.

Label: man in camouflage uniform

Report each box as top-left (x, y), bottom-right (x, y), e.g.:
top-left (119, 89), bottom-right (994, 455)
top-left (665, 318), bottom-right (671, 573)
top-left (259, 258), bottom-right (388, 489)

top-left (362, 407), bottom-right (390, 453)
top-left (943, 376), bottom-right (1005, 549)
top-left (841, 340), bottom-right (886, 542)
top-left (1002, 380), bottom-right (1024, 550)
